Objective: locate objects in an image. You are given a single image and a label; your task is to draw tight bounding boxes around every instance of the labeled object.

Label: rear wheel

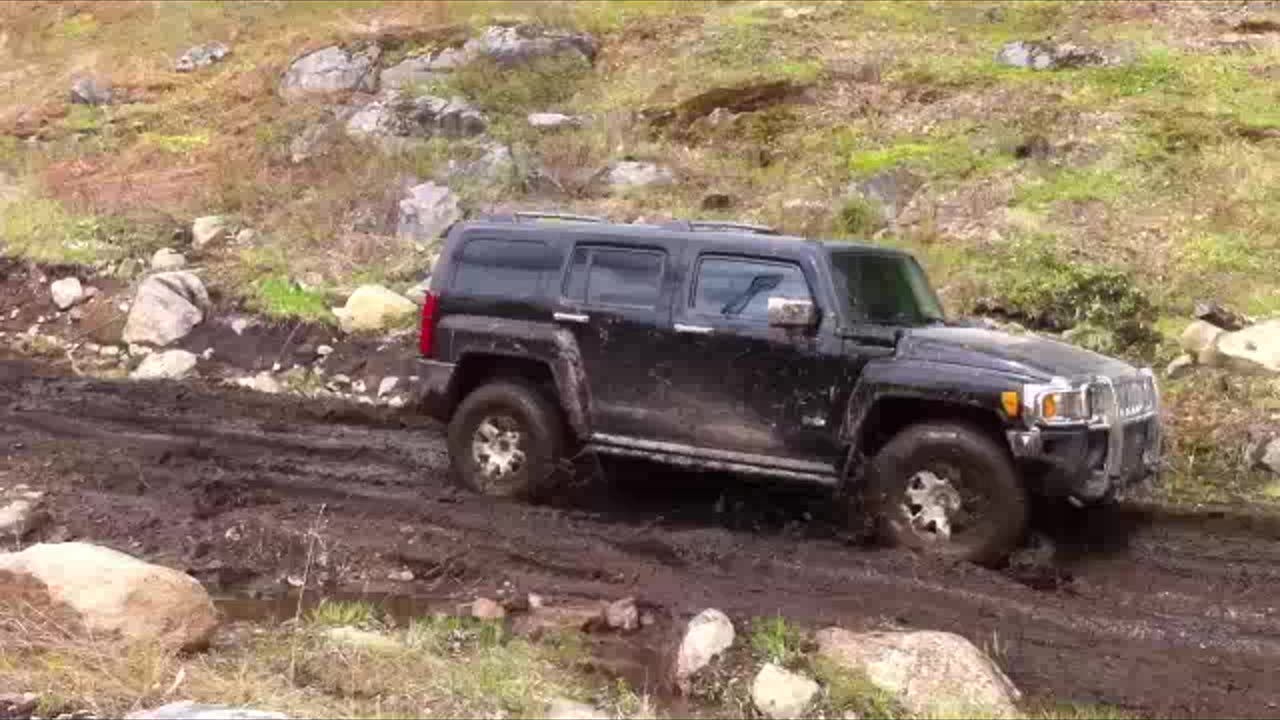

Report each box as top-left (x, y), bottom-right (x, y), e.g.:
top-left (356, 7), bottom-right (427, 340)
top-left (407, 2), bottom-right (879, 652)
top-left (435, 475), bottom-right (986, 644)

top-left (865, 422), bottom-right (1028, 566)
top-left (447, 380), bottom-right (565, 501)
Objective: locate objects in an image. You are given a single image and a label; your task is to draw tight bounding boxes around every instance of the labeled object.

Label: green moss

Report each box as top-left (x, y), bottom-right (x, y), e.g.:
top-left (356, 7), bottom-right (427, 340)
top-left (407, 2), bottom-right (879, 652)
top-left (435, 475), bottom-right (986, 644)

top-left (55, 13), bottom-right (99, 40)
top-left (1013, 167), bottom-right (1132, 208)
top-left (305, 599), bottom-right (378, 629)
top-left (837, 197), bottom-right (885, 237)
top-left (439, 54), bottom-right (593, 115)
top-left (61, 105), bottom-right (106, 134)
top-left (247, 275), bottom-right (334, 324)
top-left (809, 657), bottom-right (904, 719)
top-left (848, 135), bottom-right (1011, 182)
top-left (140, 132), bottom-right (212, 155)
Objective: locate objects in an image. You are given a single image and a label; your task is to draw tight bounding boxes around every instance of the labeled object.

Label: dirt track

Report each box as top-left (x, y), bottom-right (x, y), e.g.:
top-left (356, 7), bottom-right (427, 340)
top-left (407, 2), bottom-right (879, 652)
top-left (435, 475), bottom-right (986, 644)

top-left (2, 356), bottom-right (1279, 718)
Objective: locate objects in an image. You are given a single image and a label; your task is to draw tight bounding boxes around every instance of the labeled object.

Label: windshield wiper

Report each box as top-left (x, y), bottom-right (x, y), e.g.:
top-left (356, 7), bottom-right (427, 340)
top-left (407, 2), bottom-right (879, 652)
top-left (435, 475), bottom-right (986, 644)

top-left (721, 274), bottom-right (781, 316)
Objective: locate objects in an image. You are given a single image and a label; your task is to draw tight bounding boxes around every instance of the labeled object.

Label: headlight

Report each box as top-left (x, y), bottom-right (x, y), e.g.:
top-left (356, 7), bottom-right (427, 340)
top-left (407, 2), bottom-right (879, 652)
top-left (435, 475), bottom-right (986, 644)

top-left (1025, 379), bottom-right (1094, 425)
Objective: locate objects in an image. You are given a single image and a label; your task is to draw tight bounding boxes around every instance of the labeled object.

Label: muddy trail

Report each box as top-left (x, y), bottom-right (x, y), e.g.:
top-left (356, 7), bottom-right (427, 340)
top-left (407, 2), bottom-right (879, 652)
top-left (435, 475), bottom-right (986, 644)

top-left (1, 358), bottom-right (1279, 717)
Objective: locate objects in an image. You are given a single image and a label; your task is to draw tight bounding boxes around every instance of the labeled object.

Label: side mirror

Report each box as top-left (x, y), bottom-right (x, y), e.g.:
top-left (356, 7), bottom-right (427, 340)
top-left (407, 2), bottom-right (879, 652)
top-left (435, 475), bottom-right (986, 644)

top-left (767, 296), bottom-right (818, 329)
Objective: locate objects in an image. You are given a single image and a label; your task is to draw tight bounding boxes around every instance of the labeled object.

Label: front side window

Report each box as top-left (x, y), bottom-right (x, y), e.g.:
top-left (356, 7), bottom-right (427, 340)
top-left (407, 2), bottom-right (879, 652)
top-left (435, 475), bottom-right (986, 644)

top-left (829, 250), bottom-right (945, 326)
top-left (563, 246), bottom-right (665, 309)
top-left (692, 256), bottom-right (812, 322)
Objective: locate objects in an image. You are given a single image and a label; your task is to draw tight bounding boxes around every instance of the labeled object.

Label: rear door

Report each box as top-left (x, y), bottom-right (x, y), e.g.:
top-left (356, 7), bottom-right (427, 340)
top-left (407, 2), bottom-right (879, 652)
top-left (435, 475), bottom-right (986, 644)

top-left (552, 239), bottom-right (681, 438)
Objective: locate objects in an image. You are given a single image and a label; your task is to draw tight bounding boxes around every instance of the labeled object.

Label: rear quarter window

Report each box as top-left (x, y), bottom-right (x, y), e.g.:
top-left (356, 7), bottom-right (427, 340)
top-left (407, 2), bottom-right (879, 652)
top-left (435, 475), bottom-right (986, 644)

top-left (451, 237), bottom-right (558, 297)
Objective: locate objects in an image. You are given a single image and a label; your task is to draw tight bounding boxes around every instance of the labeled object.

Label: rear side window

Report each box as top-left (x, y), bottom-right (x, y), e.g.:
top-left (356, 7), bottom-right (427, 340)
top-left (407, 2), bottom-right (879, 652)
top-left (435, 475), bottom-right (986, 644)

top-left (563, 246), bottom-right (665, 309)
top-left (452, 238), bottom-right (557, 297)
top-left (693, 256), bottom-right (812, 322)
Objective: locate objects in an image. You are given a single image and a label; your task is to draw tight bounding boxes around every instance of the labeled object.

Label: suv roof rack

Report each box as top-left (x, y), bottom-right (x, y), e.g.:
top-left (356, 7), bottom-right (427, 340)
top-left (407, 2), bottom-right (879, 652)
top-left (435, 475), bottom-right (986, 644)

top-left (506, 211), bottom-right (607, 224)
top-left (661, 220), bottom-right (780, 235)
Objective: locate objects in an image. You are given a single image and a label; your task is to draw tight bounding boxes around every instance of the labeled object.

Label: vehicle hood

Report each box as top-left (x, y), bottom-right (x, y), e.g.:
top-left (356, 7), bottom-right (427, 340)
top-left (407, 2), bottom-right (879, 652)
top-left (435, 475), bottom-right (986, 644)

top-left (897, 326), bottom-right (1137, 381)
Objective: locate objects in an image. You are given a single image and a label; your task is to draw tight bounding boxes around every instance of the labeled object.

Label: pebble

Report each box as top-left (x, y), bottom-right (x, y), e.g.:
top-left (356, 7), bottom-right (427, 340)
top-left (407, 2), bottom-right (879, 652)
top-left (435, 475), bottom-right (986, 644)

top-left (352, 380), bottom-right (367, 394)
top-left (201, 348), bottom-right (215, 360)
top-left (99, 346), bottom-right (121, 357)
top-left (316, 344), bottom-right (334, 356)
top-left (388, 569), bottom-right (415, 582)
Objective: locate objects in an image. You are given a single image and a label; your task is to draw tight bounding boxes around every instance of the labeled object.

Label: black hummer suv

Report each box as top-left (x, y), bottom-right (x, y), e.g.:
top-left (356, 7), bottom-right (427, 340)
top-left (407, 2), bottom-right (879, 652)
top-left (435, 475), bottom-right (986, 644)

top-left (414, 212), bottom-right (1161, 564)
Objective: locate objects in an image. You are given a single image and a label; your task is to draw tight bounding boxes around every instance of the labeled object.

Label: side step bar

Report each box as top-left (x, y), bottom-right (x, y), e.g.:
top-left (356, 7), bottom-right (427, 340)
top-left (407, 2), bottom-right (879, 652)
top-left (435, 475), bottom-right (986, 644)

top-left (586, 434), bottom-right (839, 487)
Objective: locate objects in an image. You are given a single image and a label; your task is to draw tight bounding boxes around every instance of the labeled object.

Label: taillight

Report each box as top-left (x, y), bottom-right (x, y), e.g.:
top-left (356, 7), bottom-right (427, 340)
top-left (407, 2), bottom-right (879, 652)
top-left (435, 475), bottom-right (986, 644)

top-left (419, 291), bottom-right (439, 357)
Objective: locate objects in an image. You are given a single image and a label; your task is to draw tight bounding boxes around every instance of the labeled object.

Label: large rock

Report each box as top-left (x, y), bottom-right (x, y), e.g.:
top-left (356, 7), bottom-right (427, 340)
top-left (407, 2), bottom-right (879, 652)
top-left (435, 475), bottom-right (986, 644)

top-left (437, 141), bottom-right (513, 186)
top-left (121, 271), bottom-right (210, 346)
top-left (126, 702), bottom-right (288, 720)
top-left (0, 487), bottom-right (45, 538)
top-left (751, 663), bottom-right (819, 720)
top-left (379, 53), bottom-right (458, 90)
top-left (397, 181), bottom-right (462, 243)
top-left (1215, 320), bottom-right (1280, 374)
top-left (0, 542), bottom-right (218, 650)
top-left (175, 42), bottom-right (230, 73)
top-left (50, 277), bottom-right (84, 310)
top-left (995, 40), bottom-right (1120, 70)
top-left (151, 248), bottom-right (187, 271)
top-left (332, 285), bottom-right (417, 334)
top-left (464, 25), bottom-right (597, 69)
top-left (1194, 300), bottom-right (1248, 332)
top-left (1180, 319), bottom-right (1226, 366)
top-left (816, 628), bottom-right (1021, 718)
top-left (192, 215), bottom-right (230, 250)
top-left (130, 349), bottom-right (199, 381)
top-left (607, 161), bottom-right (675, 191)
top-left (280, 44), bottom-right (380, 99)
top-left (69, 75), bottom-right (112, 105)
top-left (346, 91), bottom-right (486, 141)
top-left (675, 608), bottom-right (735, 688)
top-left (848, 167), bottom-right (924, 226)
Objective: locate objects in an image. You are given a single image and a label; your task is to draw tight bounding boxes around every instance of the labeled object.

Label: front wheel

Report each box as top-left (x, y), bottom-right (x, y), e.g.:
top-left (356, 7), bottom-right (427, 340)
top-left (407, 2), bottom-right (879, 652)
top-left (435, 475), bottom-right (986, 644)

top-left (446, 380), bottom-right (565, 501)
top-left (864, 422), bottom-right (1029, 566)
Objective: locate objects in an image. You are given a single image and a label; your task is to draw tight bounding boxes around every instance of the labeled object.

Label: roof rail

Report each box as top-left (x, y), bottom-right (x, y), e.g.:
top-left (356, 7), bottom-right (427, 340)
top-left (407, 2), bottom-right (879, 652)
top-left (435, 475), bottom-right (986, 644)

top-left (512, 211), bottom-right (606, 224)
top-left (661, 220), bottom-right (780, 235)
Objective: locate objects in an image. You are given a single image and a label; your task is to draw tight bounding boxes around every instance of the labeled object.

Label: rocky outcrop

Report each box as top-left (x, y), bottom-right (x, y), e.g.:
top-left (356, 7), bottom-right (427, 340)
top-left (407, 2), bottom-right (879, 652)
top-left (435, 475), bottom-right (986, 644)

top-left (126, 702), bottom-right (287, 720)
top-left (345, 91), bottom-right (486, 141)
top-left (0, 542), bottom-right (218, 650)
top-left (396, 181), bottom-right (461, 243)
top-left (816, 628), bottom-right (1021, 718)
top-left (675, 608), bottom-right (735, 689)
top-left (995, 40), bottom-right (1124, 70)
top-left (122, 271), bottom-right (210, 346)
top-left (379, 52), bottom-right (462, 90)
top-left (175, 42), bottom-right (230, 73)
top-left (130, 349), bottom-right (199, 381)
top-left (465, 25), bottom-right (597, 69)
top-left (751, 663), bottom-right (819, 720)
top-left (331, 285), bottom-right (417, 334)
top-left (280, 44), bottom-right (380, 99)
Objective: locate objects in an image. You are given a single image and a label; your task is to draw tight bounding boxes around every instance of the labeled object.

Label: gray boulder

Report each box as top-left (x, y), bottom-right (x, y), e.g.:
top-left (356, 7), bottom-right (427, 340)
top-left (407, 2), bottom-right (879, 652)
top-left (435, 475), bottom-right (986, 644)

top-left (289, 119), bottom-right (342, 164)
top-left (175, 42), bottom-right (230, 73)
top-left (751, 663), bottom-right (819, 720)
top-left (528, 112), bottom-right (582, 130)
top-left (397, 181), bottom-right (462, 243)
top-left (126, 702), bottom-right (288, 720)
top-left (1179, 320), bottom-right (1226, 366)
top-left (192, 215), bottom-right (230, 250)
top-left (130, 349), bottom-right (199, 381)
top-left (848, 167), bottom-right (923, 226)
top-left (438, 141), bottom-right (513, 186)
top-left (1215, 319), bottom-right (1280, 374)
top-left (280, 44), bottom-right (380, 99)
top-left (607, 161), bottom-right (675, 191)
top-left (346, 91), bottom-right (486, 141)
top-left (70, 75), bottom-right (113, 105)
top-left (121, 271), bottom-right (210, 346)
top-left (379, 52), bottom-right (456, 90)
top-left (995, 40), bottom-right (1120, 70)
top-left (675, 608), bottom-right (735, 689)
top-left (816, 628), bottom-right (1022, 718)
top-left (50, 277), bottom-right (84, 310)
top-left (151, 248), bottom-right (187, 271)
top-left (464, 25), bottom-right (597, 68)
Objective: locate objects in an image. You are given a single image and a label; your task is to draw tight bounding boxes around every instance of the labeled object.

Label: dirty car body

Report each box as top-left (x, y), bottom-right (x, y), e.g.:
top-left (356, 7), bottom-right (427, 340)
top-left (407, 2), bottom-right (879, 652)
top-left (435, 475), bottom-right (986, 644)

top-left (413, 214), bottom-right (1161, 559)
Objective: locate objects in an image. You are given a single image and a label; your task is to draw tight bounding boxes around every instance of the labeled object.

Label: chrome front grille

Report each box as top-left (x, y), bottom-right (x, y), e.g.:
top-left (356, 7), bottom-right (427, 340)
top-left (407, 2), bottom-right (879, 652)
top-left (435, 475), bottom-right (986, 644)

top-left (1091, 373), bottom-right (1160, 479)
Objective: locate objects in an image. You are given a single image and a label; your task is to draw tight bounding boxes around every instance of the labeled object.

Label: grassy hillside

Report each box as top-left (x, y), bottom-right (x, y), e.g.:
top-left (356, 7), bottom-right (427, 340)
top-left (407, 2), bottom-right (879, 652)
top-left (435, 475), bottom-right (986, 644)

top-left (4, 0), bottom-right (1280, 503)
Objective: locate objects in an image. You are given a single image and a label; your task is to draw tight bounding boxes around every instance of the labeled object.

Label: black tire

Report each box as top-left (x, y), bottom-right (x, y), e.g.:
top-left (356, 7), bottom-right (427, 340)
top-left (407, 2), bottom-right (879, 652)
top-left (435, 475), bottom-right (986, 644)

top-left (446, 380), bottom-right (565, 501)
top-left (865, 422), bottom-right (1028, 566)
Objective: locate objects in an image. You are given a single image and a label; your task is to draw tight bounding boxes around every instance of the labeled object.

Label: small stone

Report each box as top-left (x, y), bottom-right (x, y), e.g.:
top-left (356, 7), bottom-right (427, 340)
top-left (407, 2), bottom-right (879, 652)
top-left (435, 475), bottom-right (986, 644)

top-left (235, 372), bottom-right (283, 395)
top-left (128, 344), bottom-right (152, 356)
top-left (175, 42), bottom-right (230, 73)
top-left (527, 112), bottom-right (582, 130)
top-left (528, 593), bottom-right (545, 609)
top-left (69, 308), bottom-right (85, 322)
top-left (230, 318), bottom-right (250, 335)
top-left (201, 348), bottom-right (215, 361)
top-left (471, 597), bottom-right (506, 621)
top-left (352, 380), bottom-right (367, 394)
top-left (605, 597), bottom-right (639, 632)
top-left (191, 215), bottom-right (229, 251)
top-left (388, 569), bottom-right (415, 582)
top-left (377, 376), bottom-right (400, 397)
top-left (388, 396), bottom-right (406, 409)
top-left (235, 228), bottom-right (257, 245)
top-left (130, 350), bottom-right (199, 381)
top-left (9, 308), bottom-right (18, 319)
top-left (752, 663), bottom-right (820, 720)
top-left (332, 373), bottom-right (352, 385)
top-left (99, 345), bottom-right (121, 358)
top-left (316, 344), bottom-right (334, 357)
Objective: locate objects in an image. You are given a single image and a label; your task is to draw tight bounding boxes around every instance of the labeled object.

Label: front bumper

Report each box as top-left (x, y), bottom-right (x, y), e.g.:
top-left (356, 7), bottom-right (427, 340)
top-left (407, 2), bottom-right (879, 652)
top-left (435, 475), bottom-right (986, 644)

top-left (412, 358), bottom-right (457, 420)
top-left (1008, 414), bottom-right (1161, 503)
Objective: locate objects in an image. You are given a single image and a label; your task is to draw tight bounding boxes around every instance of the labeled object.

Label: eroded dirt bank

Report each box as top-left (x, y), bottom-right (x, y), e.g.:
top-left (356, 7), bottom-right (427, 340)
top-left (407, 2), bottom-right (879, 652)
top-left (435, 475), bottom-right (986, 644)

top-left (1, 357), bottom-right (1278, 718)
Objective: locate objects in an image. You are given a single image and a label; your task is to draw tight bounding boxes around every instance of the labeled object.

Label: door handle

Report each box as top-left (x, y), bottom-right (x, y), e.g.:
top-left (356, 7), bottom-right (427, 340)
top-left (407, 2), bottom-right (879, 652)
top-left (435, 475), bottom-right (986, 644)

top-left (674, 323), bottom-right (713, 335)
top-left (554, 311), bottom-right (590, 324)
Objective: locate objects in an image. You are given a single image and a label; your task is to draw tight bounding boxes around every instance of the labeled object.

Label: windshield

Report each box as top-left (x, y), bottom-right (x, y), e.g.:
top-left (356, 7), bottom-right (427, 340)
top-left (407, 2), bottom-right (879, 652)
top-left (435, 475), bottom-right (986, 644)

top-left (829, 250), bottom-right (946, 326)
